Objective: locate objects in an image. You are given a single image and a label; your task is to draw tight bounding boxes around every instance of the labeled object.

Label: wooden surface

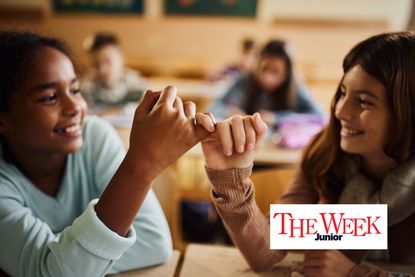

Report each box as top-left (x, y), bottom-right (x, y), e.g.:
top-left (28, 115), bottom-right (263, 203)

top-left (111, 250), bottom-right (181, 277)
top-left (180, 244), bottom-right (303, 277)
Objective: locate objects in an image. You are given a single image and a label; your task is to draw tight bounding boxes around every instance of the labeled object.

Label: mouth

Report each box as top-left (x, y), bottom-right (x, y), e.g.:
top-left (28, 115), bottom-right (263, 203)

top-left (340, 125), bottom-right (364, 138)
top-left (54, 123), bottom-right (82, 138)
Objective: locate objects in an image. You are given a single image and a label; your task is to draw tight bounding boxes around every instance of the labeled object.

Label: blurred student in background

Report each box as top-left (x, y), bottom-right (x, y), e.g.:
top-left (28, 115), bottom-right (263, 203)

top-left (208, 39), bottom-right (324, 128)
top-left (81, 32), bottom-right (147, 108)
top-left (206, 37), bottom-right (257, 82)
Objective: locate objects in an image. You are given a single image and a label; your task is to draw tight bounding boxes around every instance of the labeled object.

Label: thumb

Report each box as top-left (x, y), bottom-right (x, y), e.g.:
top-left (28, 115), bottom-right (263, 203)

top-left (135, 90), bottom-right (161, 118)
top-left (194, 124), bottom-right (211, 142)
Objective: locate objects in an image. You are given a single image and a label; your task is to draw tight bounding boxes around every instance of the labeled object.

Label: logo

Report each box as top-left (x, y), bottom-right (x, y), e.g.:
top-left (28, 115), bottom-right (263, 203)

top-left (270, 204), bottom-right (387, 249)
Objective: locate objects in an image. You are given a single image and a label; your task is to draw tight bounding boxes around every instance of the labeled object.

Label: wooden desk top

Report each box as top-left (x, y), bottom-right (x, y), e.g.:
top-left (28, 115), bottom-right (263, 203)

top-left (111, 250), bottom-right (180, 277)
top-left (180, 244), bottom-right (303, 277)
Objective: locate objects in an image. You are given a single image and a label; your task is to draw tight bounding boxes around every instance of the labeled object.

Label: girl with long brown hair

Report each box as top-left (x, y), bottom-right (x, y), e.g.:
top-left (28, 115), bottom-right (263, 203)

top-left (200, 32), bottom-right (415, 276)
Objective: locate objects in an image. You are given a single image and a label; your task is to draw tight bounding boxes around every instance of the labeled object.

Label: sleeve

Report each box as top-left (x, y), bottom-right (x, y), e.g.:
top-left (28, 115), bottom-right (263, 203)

top-left (206, 166), bottom-right (322, 272)
top-left (87, 117), bottom-right (173, 273)
top-left (0, 188), bottom-right (135, 277)
top-left (205, 165), bottom-right (287, 272)
top-left (207, 76), bottom-right (247, 120)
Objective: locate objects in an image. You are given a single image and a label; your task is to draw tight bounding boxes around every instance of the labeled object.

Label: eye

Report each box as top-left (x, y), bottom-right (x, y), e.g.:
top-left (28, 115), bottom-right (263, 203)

top-left (70, 88), bottom-right (81, 95)
top-left (39, 94), bottom-right (57, 103)
top-left (359, 98), bottom-right (373, 108)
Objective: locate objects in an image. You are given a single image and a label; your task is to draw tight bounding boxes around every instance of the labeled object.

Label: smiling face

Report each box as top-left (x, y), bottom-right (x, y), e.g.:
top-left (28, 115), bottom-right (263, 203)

top-left (335, 64), bottom-right (392, 159)
top-left (0, 46), bottom-right (87, 157)
top-left (254, 55), bottom-right (288, 93)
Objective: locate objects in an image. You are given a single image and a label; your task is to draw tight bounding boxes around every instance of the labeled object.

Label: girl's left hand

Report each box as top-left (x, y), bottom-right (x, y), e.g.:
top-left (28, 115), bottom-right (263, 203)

top-left (302, 250), bottom-right (356, 277)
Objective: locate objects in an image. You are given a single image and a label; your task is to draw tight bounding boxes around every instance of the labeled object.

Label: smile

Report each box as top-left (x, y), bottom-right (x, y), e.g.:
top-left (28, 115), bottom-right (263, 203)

top-left (341, 126), bottom-right (364, 137)
top-left (54, 123), bottom-right (82, 137)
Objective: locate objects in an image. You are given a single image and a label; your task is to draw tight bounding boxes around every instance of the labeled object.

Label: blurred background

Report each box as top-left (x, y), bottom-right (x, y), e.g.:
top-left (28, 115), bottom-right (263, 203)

top-left (1, 0), bottom-right (414, 252)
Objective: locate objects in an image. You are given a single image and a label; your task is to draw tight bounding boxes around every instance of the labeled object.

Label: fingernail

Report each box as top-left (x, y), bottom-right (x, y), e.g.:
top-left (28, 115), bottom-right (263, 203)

top-left (247, 143), bottom-right (254, 151)
top-left (237, 145), bottom-right (244, 153)
top-left (225, 149), bottom-right (232, 156)
top-left (209, 123), bottom-right (215, 132)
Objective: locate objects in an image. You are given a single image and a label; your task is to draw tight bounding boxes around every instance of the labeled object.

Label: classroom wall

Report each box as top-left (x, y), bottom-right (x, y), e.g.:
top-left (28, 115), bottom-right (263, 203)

top-left (0, 0), bottom-right (408, 82)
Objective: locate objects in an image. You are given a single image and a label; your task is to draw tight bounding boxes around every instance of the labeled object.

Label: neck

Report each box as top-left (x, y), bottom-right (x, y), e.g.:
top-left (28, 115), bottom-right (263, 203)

top-left (3, 142), bottom-right (66, 196)
top-left (361, 153), bottom-right (397, 183)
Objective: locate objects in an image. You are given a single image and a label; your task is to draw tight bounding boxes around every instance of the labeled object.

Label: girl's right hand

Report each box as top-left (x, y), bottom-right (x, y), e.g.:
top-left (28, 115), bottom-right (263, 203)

top-left (198, 113), bottom-right (268, 170)
top-left (126, 86), bottom-right (213, 182)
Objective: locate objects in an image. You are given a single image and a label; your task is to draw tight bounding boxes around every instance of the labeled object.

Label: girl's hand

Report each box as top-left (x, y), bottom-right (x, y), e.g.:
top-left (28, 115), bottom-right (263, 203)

top-left (198, 113), bottom-right (268, 170)
top-left (127, 86), bottom-right (214, 181)
top-left (302, 250), bottom-right (356, 277)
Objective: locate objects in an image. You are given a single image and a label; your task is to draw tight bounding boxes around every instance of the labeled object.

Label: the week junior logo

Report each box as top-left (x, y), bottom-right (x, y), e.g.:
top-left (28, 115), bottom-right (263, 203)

top-left (270, 204), bottom-right (387, 249)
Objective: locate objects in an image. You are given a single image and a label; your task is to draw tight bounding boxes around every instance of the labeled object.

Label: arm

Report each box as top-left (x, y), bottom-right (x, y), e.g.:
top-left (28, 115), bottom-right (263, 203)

top-left (86, 117), bottom-right (173, 272)
top-left (199, 113), bottom-right (288, 271)
top-left (0, 188), bottom-right (135, 277)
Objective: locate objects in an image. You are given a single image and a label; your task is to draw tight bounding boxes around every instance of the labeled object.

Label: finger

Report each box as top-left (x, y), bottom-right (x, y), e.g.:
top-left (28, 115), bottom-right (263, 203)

top-left (303, 258), bottom-right (323, 268)
top-left (204, 112), bottom-right (216, 125)
top-left (195, 113), bottom-right (215, 133)
top-left (217, 121), bottom-right (233, 156)
top-left (252, 112), bottom-right (268, 149)
top-left (173, 96), bottom-right (185, 117)
top-left (243, 116), bottom-right (256, 151)
top-left (303, 268), bottom-right (322, 277)
top-left (230, 116), bottom-right (245, 153)
top-left (184, 101), bottom-right (196, 120)
top-left (157, 85), bottom-right (177, 107)
top-left (135, 90), bottom-right (161, 118)
top-left (305, 250), bottom-right (325, 259)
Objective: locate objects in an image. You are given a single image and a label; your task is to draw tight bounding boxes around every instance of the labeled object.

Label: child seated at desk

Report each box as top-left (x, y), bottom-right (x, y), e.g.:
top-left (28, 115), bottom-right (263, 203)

top-left (81, 32), bottom-right (147, 108)
top-left (0, 30), bottom-right (214, 277)
top-left (199, 32), bottom-right (415, 276)
top-left (208, 39), bottom-right (325, 128)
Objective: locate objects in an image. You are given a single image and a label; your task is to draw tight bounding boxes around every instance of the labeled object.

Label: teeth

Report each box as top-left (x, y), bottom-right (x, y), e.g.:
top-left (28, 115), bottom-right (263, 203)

top-left (61, 124), bottom-right (80, 133)
top-left (342, 126), bottom-right (363, 136)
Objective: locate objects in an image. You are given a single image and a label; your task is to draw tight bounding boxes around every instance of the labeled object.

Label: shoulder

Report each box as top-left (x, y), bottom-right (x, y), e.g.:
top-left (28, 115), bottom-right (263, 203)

top-left (81, 116), bottom-right (124, 155)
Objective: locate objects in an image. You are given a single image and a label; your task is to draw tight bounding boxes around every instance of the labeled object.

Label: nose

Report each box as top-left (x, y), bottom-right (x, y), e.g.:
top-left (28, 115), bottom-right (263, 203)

top-left (61, 91), bottom-right (82, 117)
top-left (335, 95), bottom-right (354, 122)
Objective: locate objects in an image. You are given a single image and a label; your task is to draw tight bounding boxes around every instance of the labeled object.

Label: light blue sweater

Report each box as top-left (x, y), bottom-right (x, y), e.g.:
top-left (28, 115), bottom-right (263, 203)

top-left (0, 116), bottom-right (172, 277)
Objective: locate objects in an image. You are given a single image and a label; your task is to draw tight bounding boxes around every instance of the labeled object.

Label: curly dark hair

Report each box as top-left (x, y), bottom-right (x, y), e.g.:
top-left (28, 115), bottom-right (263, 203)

top-left (0, 30), bottom-right (74, 112)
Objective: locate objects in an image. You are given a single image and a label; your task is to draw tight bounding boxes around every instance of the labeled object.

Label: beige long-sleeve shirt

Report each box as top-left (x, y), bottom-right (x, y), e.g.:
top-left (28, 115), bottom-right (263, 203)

top-left (206, 165), bottom-right (415, 277)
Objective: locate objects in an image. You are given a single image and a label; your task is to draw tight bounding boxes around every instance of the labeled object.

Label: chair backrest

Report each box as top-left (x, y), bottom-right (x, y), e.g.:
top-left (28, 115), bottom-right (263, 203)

top-left (251, 168), bottom-right (295, 214)
top-left (151, 167), bottom-right (178, 228)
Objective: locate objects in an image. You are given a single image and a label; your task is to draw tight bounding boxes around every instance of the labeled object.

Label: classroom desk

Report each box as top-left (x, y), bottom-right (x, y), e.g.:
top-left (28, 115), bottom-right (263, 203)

top-left (111, 250), bottom-right (180, 277)
top-left (180, 244), bottom-right (303, 277)
top-left (115, 126), bottom-right (302, 167)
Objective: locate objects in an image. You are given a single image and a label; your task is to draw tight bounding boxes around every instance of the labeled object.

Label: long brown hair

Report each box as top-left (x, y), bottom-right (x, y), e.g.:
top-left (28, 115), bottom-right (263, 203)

top-left (301, 32), bottom-right (415, 203)
top-left (245, 39), bottom-right (297, 115)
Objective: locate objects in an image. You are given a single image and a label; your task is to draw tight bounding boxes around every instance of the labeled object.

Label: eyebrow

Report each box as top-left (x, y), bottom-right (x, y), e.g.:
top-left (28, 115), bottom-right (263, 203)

top-left (31, 78), bottom-right (79, 93)
top-left (340, 85), bottom-right (379, 101)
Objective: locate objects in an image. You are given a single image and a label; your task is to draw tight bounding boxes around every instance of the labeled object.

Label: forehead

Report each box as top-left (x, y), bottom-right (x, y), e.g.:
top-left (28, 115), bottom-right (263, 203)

top-left (259, 56), bottom-right (286, 68)
top-left (30, 47), bottom-right (75, 80)
top-left (94, 45), bottom-right (121, 58)
top-left (342, 65), bottom-right (386, 97)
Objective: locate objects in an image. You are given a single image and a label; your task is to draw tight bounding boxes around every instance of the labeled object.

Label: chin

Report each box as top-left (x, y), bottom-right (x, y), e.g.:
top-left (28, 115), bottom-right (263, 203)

top-left (64, 140), bottom-right (84, 153)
